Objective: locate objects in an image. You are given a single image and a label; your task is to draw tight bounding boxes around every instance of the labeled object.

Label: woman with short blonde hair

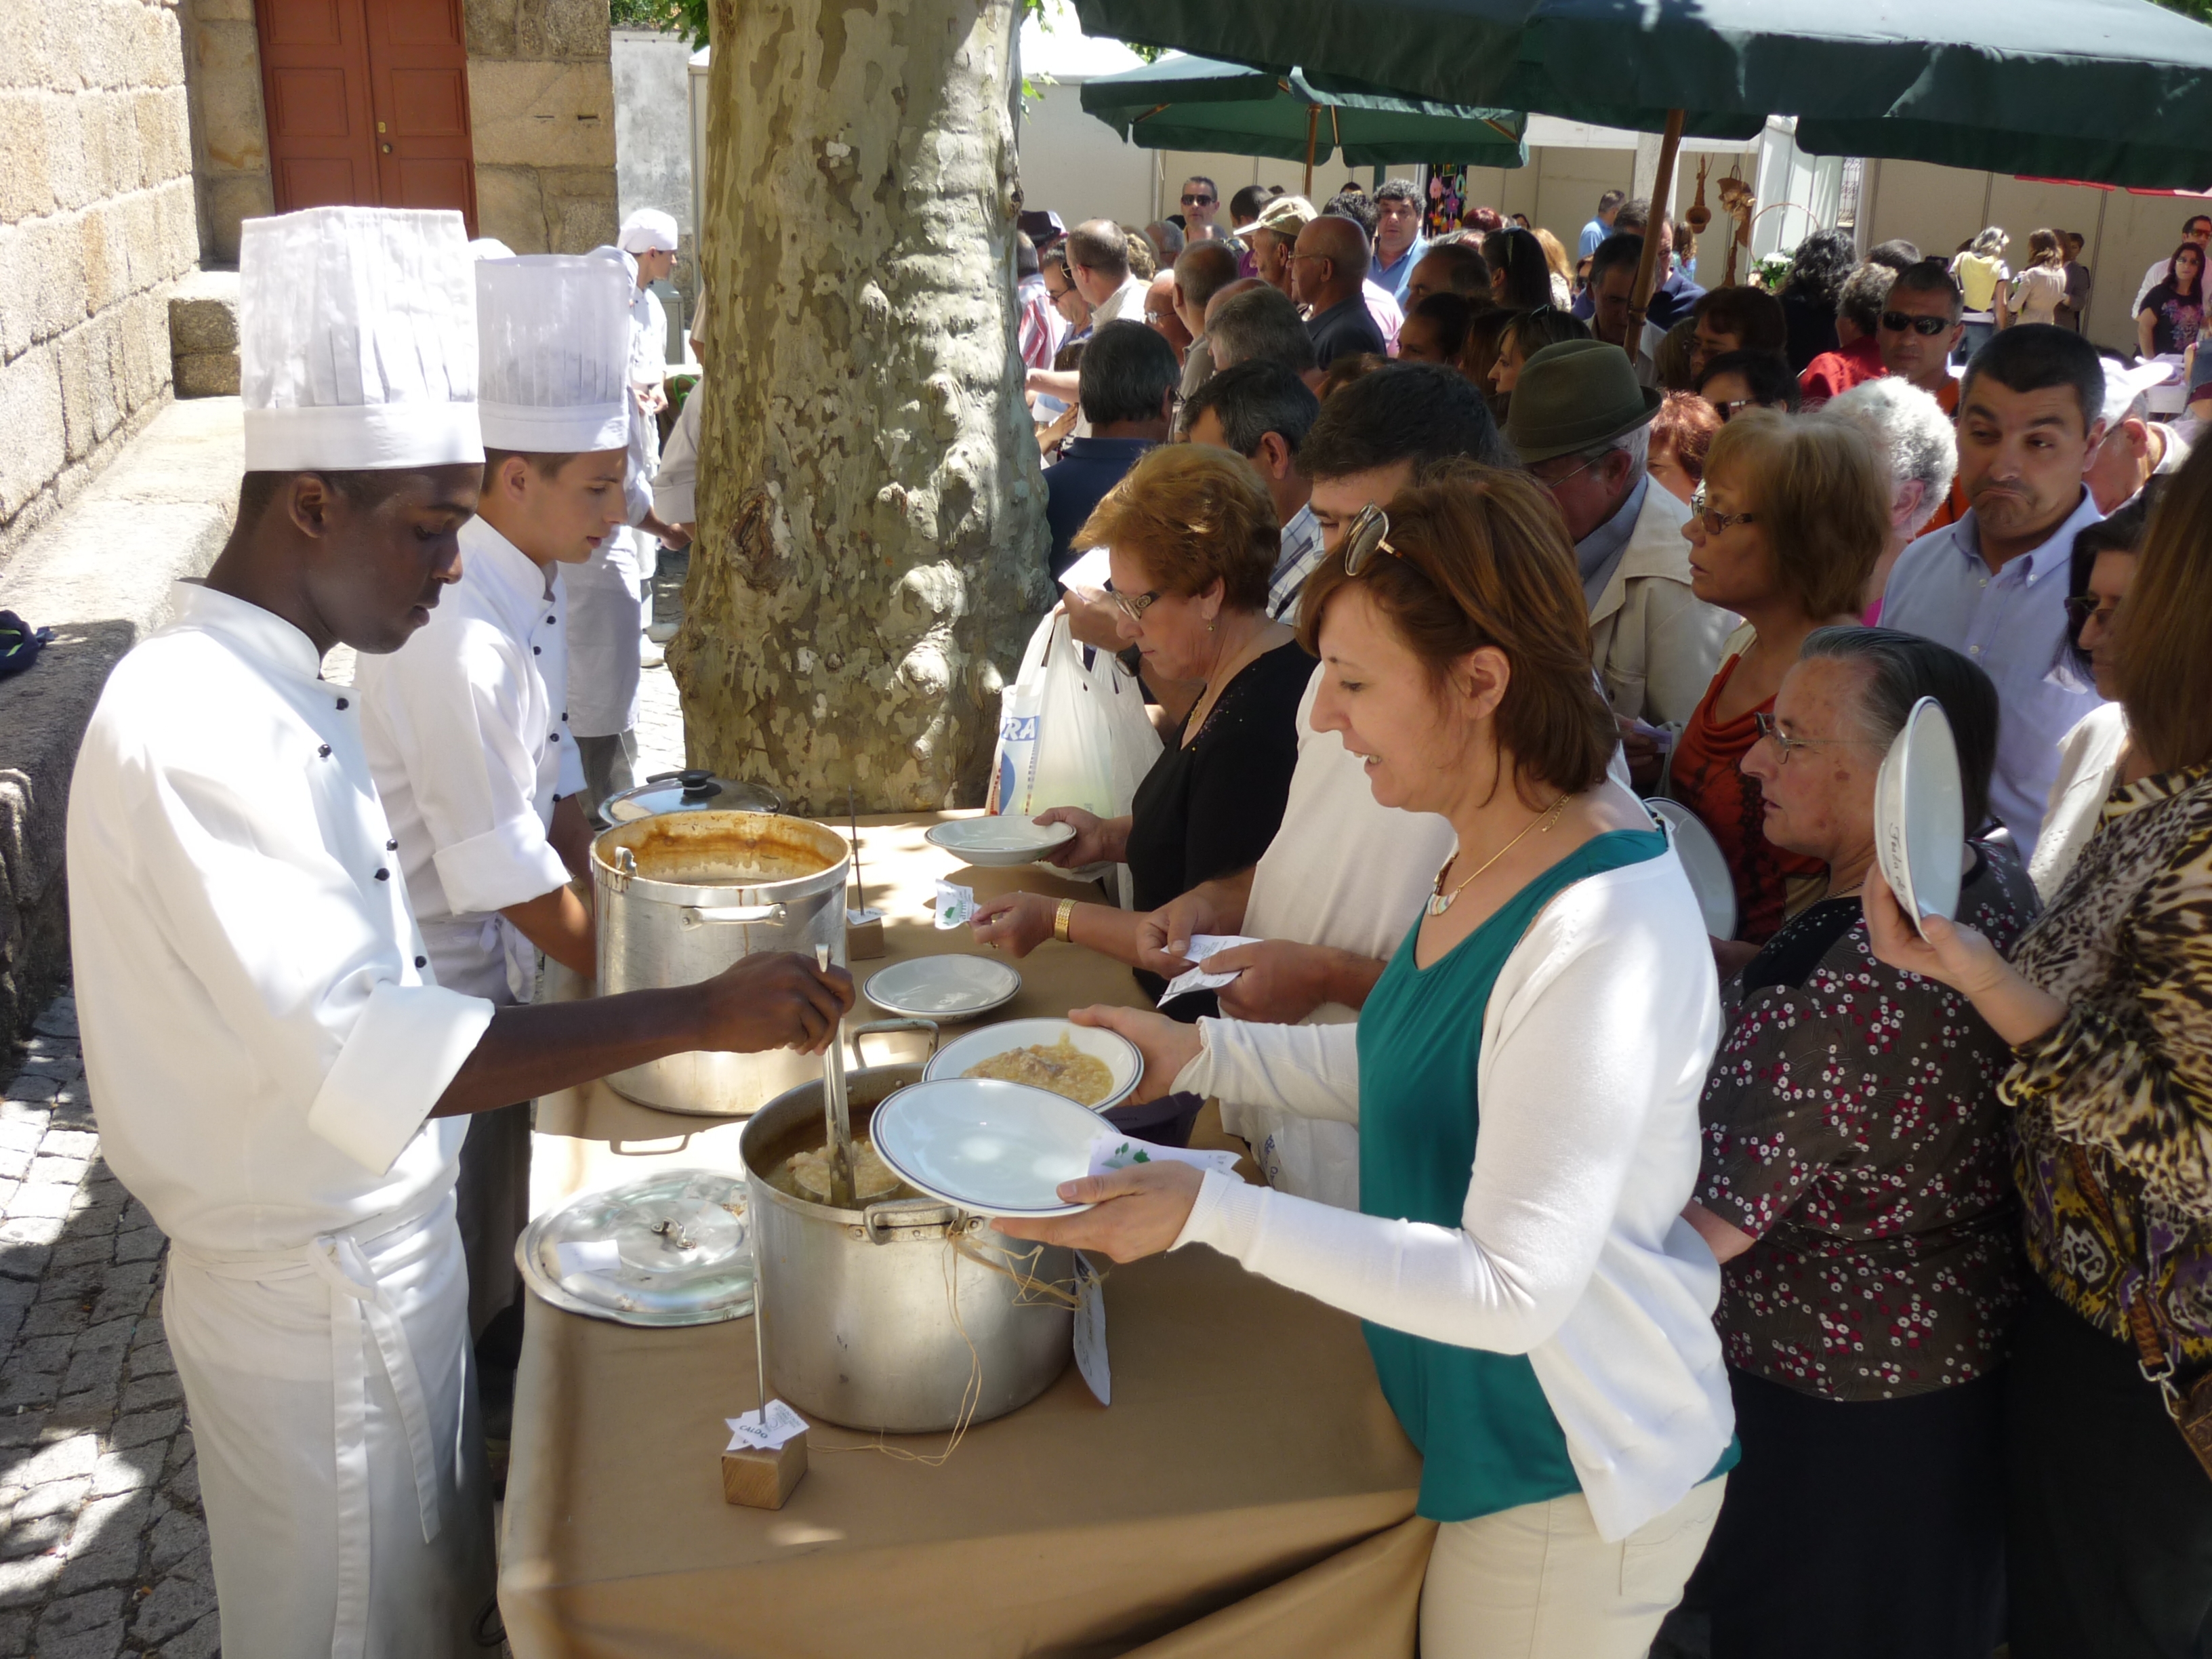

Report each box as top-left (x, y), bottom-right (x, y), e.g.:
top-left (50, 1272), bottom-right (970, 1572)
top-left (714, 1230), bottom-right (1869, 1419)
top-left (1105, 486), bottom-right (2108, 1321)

top-left (1001, 466), bottom-right (1737, 1658)
top-left (971, 445), bottom-right (1311, 1015)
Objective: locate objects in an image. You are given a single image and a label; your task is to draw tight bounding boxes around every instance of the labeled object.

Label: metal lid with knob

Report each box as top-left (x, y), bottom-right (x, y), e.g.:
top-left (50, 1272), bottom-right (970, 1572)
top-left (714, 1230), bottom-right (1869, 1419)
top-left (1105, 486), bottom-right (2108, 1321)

top-left (602, 769), bottom-right (786, 823)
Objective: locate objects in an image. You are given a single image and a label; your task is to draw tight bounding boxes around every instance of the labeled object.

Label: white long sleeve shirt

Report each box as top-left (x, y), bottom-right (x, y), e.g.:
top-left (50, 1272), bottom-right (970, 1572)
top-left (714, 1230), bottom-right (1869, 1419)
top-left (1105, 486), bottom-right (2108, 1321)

top-left (355, 518), bottom-right (586, 1002)
top-left (67, 583), bottom-right (495, 1253)
top-left (1170, 849), bottom-right (1735, 1540)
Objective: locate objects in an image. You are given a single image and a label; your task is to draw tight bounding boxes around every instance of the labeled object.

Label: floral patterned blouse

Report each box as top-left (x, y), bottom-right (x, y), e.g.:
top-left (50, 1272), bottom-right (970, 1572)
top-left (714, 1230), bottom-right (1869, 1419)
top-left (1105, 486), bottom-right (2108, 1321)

top-left (2006, 764), bottom-right (2212, 1368)
top-left (1698, 844), bottom-right (2039, 1401)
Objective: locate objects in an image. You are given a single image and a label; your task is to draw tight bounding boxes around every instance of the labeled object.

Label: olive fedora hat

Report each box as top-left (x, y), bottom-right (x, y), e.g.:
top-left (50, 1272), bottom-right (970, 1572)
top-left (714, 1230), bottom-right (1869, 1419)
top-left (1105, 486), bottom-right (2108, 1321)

top-left (1503, 338), bottom-right (1663, 464)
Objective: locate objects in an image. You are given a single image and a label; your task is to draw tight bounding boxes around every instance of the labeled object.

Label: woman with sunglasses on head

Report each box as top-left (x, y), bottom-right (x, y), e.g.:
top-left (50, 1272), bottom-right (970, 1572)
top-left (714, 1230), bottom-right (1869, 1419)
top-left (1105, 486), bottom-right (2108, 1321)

top-left (2029, 489), bottom-right (2156, 900)
top-left (1683, 628), bottom-right (2032, 1659)
top-left (998, 464), bottom-right (1737, 1658)
top-left (970, 445), bottom-right (1309, 1016)
top-left (1666, 411), bottom-right (1886, 970)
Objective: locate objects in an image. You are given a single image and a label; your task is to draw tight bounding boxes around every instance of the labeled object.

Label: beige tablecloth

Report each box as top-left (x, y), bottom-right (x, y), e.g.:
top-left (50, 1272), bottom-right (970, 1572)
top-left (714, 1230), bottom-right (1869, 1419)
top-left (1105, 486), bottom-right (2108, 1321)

top-left (501, 813), bottom-right (1429, 1658)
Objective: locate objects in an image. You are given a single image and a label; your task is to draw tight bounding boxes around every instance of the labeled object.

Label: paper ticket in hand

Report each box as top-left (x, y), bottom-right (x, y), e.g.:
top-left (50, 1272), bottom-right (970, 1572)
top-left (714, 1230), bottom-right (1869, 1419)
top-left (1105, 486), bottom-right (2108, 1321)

top-left (1087, 1132), bottom-right (1242, 1181)
top-left (726, 1398), bottom-right (808, 1453)
top-left (933, 881), bottom-right (976, 930)
top-left (1157, 934), bottom-right (1263, 1005)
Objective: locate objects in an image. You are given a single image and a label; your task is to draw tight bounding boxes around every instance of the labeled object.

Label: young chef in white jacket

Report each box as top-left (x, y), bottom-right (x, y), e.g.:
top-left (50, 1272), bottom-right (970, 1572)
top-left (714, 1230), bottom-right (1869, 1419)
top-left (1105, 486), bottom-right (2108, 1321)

top-left (65, 205), bottom-right (852, 1659)
top-left (354, 251), bottom-right (633, 1341)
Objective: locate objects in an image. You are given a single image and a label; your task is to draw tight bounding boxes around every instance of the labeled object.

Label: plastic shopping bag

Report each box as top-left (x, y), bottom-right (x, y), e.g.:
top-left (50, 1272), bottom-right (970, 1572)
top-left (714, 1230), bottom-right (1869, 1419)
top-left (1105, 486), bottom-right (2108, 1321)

top-left (989, 612), bottom-right (1162, 823)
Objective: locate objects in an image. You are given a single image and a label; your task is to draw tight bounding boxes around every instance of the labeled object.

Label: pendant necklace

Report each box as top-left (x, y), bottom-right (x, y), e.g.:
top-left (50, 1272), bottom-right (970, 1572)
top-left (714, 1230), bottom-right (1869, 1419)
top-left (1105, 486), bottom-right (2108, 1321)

top-left (1427, 795), bottom-right (1570, 917)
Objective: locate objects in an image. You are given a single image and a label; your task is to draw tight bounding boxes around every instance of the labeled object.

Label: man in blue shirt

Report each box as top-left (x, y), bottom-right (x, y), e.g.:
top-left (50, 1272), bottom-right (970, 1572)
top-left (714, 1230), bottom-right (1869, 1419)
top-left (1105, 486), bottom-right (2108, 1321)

top-left (1578, 188), bottom-right (1625, 262)
top-left (1881, 326), bottom-right (2109, 853)
top-left (1370, 179), bottom-right (1427, 306)
top-left (1294, 215), bottom-right (1387, 369)
top-left (1043, 320), bottom-right (1179, 577)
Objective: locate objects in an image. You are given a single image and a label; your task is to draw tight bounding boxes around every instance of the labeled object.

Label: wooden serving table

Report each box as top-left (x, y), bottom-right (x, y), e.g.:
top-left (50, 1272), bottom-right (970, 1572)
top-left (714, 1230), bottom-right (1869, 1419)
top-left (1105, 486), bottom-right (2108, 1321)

top-left (499, 813), bottom-right (1429, 1659)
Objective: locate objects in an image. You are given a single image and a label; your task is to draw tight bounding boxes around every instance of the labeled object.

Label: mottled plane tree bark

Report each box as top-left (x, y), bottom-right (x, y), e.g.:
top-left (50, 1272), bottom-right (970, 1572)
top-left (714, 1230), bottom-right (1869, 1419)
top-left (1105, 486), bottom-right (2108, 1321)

top-left (670, 0), bottom-right (1051, 812)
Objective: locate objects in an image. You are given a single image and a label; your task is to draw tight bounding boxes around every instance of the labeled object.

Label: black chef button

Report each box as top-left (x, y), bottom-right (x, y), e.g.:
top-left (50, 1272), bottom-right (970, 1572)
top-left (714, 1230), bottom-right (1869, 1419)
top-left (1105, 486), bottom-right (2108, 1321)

top-left (533, 646), bottom-right (541, 655)
top-left (414, 956), bottom-right (426, 968)
top-left (561, 713), bottom-right (569, 722)
top-left (550, 733), bottom-right (560, 742)
top-left (386, 839), bottom-right (398, 851)
top-left (375, 868), bottom-right (390, 881)
top-left (548, 615), bottom-right (556, 625)
top-left (317, 744), bottom-right (331, 758)
top-left (335, 697), bottom-right (349, 710)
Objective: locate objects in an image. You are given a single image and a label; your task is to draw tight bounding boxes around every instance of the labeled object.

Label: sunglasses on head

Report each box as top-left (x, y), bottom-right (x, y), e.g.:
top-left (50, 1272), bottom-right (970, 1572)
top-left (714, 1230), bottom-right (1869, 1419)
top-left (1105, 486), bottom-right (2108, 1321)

top-left (1181, 193), bottom-right (1216, 207)
top-left (1342, 504), bottom-right (1400, 575)
top-left (1879, 310), bottom-right (1952, 336)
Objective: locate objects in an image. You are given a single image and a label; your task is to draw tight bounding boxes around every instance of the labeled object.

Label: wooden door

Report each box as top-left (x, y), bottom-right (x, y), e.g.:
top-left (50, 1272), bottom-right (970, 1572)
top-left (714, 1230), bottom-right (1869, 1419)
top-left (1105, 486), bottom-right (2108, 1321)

top-left (258, 0), bottom-right (477, 230)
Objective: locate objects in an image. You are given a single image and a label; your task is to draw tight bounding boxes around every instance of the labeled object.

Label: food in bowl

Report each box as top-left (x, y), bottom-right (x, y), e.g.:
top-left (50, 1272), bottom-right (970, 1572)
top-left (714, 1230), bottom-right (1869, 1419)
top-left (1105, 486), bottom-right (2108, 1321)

top-left (783, 1139), bottom-right (903, 1203)
top-left (961, 1036), bottom-right (1115, 1107)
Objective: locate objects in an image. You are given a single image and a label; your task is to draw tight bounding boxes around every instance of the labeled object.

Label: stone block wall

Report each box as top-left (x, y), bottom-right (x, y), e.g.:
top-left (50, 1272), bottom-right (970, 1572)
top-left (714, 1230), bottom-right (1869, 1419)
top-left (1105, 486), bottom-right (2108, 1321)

top-left (0, 0), bottom-right (199, 566)
top-left (178, 0), bottom-right (617, 266)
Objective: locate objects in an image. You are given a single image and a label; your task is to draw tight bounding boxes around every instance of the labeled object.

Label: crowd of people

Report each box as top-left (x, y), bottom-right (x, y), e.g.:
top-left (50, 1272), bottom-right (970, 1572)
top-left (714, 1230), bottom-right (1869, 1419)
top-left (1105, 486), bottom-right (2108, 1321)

top-left (983, 177), bottom-right (2212, 1658)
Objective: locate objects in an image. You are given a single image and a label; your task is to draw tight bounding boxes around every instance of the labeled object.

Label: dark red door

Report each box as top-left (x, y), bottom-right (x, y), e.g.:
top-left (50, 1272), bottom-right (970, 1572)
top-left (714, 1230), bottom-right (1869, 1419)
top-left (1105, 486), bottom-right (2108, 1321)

top-left (258, 0), bottom-right (477, 230)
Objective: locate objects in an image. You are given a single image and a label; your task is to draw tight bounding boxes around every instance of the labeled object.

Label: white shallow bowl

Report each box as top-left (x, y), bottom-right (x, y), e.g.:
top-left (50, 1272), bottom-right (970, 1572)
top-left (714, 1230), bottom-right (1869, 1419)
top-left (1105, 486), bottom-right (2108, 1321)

top-left (1877, 697), bottom-right (1965, 935)
top-left (870, 1078), bottom-right (1103, 1218)
top-left (924, 816), bottom-right (1078, 867)
top-left (863, 954), bottom-right (1023, 1021)
top-left (923, 1017), bottom-right (1143, 1112)
top-left (1647, 798), bottom-right (1739, 941)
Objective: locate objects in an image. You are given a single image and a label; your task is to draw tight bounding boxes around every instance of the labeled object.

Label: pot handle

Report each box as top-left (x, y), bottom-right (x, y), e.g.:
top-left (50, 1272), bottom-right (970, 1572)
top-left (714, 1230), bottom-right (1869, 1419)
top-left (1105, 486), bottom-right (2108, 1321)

top-left (860, 1197), bottom-right (964, 1244)
top-left (680, 903), bottom-right (790, 928)
top-left (851, 1017), bottom-right (941, 1062)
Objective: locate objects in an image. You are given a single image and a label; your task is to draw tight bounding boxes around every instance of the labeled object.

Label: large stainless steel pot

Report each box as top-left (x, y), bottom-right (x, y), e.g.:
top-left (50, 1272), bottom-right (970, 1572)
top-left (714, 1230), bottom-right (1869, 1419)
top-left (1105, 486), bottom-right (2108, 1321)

top-left (594, 811), bottom-right (848, 1116)
top-left (741, 1029), bottom-right (1076, 1434)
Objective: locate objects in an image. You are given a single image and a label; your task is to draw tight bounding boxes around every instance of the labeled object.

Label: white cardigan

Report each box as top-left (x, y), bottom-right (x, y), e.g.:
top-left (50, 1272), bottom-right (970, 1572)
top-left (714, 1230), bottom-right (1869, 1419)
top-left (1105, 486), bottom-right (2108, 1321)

top-left (1170, 848), bottom-right (1736, 1540)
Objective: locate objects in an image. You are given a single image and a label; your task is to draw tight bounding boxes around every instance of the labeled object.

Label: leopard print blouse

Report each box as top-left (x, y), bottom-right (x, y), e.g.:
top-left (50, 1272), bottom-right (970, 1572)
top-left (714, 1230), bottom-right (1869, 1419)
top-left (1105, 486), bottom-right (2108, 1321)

top-left (2005, 762), bottom-right (2212, 1364)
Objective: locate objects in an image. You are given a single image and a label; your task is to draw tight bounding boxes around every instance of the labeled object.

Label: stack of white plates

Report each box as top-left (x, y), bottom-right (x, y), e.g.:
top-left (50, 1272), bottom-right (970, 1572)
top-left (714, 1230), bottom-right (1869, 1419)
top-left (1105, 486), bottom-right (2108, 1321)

top-left (1875, 697), bottom-right (1965, 936)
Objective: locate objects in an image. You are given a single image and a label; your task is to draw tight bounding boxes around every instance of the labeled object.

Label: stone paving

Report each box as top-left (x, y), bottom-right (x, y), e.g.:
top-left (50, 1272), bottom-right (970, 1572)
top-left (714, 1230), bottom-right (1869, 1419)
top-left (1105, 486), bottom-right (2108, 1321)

top-left (0, 995), bottom-right (220, 1659)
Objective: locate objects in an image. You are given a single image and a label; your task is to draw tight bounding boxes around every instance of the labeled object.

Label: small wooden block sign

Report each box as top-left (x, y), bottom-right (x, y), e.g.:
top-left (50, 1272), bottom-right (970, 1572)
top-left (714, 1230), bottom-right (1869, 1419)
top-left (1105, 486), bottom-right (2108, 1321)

top-left (846, 916), bottom-right (887, 960)
top-left (722, 1432), bottom-right (808, 1509)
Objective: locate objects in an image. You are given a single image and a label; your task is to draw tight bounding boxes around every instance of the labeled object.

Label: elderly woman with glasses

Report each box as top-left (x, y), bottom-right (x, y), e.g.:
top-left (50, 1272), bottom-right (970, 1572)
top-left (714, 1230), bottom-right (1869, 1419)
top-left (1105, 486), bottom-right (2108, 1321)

top-left (999, 466), bottom-right (1738, 1658)
top-left (1683, 628), bottom-right (2035, 1659)
top-left (970, 445), bottom-right (1309, 1013)
top-left (1666, 410), bottom-right (1887, 969)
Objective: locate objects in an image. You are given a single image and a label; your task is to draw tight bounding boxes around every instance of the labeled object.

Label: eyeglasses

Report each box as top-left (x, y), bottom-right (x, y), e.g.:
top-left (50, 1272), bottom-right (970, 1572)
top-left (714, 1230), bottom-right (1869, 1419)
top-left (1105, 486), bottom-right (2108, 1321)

top-left (1532, 452), bottom-right (1603, 491)
top-left (1688, 482), bottom-right (1758, 533)
top-left (1879, 310), bottom-right (1954, 336)
top-left (1341, 503), bottom-right (1400, 575)
top-left (1710, 398), bottom-right (1759, 423)
top-left (2064, 594), bottom-right (2119, 631)
top-left (1109, 586), bottom-right (1162, 622)
top-left (1181, 193), bottom-right (1216, 207)
top-left (1144, 308), bottom-right (1176, 325)
top-left (1752, 711), bottom-right (1877, 764)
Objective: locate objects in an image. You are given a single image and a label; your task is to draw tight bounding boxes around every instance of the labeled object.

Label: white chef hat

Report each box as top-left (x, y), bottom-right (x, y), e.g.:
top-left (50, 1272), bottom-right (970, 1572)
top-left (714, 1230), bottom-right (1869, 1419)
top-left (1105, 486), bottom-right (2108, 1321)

top-left (617, 208), bottom-right (680, 254)
top-left (468, 237), bottom-right (516, 261)
top-left (239, 206), bottom-right (481, 472)
top-left (476, 255), bottom-right (634, 454)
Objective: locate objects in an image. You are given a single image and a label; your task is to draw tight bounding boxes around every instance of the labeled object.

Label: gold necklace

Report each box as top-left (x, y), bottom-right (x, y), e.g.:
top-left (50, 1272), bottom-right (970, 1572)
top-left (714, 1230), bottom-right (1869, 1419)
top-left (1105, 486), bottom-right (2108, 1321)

top-left (1427, 795), bottom-right (1570, 917)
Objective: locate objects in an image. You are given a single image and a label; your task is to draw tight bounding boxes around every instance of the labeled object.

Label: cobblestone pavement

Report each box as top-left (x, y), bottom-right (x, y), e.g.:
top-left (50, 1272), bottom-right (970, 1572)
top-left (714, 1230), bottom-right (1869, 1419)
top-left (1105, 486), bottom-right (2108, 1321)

top-left (0, 994), bottom-right (220, 1659)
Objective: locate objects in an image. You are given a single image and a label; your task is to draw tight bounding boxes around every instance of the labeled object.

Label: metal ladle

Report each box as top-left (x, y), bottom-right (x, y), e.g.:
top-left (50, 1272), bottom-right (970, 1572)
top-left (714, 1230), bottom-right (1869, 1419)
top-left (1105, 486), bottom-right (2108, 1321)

top-left (814, 945), bottom-right (856, 1209)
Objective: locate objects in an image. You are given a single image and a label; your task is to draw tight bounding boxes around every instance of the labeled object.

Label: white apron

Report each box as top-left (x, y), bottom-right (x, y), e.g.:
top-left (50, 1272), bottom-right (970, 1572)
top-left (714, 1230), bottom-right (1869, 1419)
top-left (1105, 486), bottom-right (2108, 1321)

top-left (165, 1186), bottom-right (493, 1659)
top-left (564, 533), bottom-right (644, 739)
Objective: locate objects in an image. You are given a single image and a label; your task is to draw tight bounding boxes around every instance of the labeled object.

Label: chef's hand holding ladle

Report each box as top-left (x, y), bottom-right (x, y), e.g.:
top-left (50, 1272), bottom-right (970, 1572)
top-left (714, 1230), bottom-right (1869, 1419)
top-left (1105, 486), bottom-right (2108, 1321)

top-left (695, 951), bottom-right (854, 1057)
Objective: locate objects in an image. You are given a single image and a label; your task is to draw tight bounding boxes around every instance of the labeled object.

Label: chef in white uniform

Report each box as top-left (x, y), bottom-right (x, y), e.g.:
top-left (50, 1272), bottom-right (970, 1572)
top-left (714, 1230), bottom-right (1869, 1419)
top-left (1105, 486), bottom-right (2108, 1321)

top-left (354, 251), bottom-right (632, 1338)
top-left (66, 205), bottom-right (853, 1659)
top-left (565, 212), bottom-right (681, 819)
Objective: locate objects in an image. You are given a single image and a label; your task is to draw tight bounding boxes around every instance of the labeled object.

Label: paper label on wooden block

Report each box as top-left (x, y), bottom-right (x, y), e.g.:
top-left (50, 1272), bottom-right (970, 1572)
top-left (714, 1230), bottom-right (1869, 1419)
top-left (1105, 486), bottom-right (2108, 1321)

top-left (726, 1398), bottom-right (808, 1452)
top-left (1073, 1254), bottom-right (1109, 1407)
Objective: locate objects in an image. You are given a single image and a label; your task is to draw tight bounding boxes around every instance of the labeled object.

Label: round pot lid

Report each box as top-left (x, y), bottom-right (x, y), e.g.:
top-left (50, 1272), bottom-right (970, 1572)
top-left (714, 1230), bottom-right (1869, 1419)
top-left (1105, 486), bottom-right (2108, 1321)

top-left (516, 1168), bottom-right (755, 1326)
top-left (603, 769), bottom-right (786, 823)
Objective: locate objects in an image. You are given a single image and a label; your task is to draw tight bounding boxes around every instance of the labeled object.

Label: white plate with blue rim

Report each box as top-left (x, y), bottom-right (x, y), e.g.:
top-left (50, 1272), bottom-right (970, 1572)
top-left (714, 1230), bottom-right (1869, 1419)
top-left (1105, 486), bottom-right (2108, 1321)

top-left (1647, 798), bottom-right (1738, 941)
top-left (869, 1078), bottom-right (1101, 1218)
top-left (922, 1017), bottom-right (1143, 1112)
top-left (1876, 696), bottom-right (1965, 937)
top-left (863, 954), bottom-right (1023, 1021)
top-left (924, 816), bottom-right (1077, 868)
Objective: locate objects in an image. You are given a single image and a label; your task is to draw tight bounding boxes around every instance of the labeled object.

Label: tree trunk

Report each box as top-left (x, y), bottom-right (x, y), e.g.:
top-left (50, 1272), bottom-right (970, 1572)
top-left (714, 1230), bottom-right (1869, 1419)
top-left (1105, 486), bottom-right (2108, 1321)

top-left (672, 0), bottom-right (1050, 814)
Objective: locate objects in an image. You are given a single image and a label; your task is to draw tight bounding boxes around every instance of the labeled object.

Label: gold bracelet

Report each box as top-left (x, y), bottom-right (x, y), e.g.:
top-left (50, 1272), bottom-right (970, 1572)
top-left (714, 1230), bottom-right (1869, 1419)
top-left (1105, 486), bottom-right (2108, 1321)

top-left (1054, 898), bottom-right (1078, 943)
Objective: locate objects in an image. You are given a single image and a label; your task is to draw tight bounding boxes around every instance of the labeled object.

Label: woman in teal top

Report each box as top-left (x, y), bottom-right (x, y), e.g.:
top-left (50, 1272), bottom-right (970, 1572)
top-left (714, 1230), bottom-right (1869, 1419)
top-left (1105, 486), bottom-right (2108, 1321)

top-left (1002, 466), bottom-right (1738, 1658)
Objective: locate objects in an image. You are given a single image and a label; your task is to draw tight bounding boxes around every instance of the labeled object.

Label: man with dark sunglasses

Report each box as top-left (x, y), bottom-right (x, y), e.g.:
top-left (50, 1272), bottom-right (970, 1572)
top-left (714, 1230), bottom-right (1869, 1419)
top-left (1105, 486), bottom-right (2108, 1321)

top-left (1179, 176), bottom-right (1222, 240)
top-left (1878, 262), bottom-right (1969, 529)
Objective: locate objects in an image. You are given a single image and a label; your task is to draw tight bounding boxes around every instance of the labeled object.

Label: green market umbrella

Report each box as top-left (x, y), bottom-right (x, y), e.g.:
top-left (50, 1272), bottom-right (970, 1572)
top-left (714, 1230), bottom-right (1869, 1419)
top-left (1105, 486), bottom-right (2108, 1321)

top-left (1078, 52), bottom-right (1525, 197)
top-left (1072, 0), bottom-right (2212, 325)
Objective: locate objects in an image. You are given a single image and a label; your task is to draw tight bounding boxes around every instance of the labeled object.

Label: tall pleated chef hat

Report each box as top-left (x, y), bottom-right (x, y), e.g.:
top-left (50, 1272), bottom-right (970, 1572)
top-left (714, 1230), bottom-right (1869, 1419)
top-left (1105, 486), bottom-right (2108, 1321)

top-left (475, 255), bottom-right (634, 454)
top-left (617, 208), bottom-right (680, 254)
top-left (239, 206), bottom-right (481, 472)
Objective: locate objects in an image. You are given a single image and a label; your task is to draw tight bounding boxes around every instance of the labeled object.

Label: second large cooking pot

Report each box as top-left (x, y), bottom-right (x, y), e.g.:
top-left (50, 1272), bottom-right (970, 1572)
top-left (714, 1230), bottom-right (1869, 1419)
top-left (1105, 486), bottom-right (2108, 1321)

top-left (594, 810), bottom-right (848, 1115)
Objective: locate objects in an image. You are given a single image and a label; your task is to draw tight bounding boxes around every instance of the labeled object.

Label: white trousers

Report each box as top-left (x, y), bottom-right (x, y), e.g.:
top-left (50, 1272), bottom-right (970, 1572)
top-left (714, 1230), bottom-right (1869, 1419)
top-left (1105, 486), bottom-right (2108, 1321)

top-left (165, 1193), bottom-right (495, 1659)
top-left (1418, 1477), bottom-right (1725, 1659)
top-left (565, 535), bottom-right (644, 740)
